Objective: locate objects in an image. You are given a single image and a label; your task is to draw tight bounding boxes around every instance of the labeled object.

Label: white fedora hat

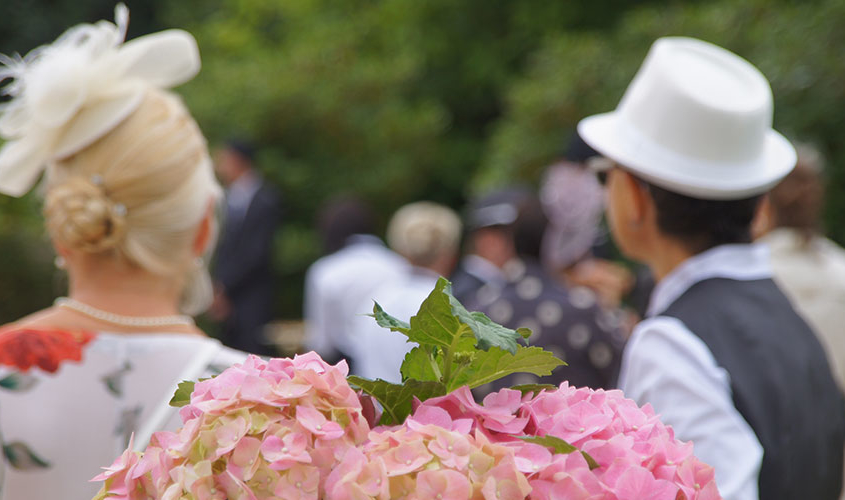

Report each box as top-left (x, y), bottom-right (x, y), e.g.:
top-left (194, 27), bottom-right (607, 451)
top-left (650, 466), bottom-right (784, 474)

top-left (578, 37), bottom-right (796, 200)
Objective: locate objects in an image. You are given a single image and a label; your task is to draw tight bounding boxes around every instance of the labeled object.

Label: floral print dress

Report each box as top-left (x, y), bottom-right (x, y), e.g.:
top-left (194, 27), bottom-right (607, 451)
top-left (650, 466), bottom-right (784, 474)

top-left (0, 328), bottom-right (246, 500)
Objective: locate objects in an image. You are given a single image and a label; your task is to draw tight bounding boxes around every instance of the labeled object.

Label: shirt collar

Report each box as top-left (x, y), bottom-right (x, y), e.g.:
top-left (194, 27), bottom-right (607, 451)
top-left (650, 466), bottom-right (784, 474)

top-left (345, 234), bottom-right (385, 248)
top-left (226, 171), bottom-right (261, 209)
top-left (410, 266), bottom-right (442, 281)
top-left (461, 255), bottom-right (506, 285)
top-left (647, 243), bottom-right (772, 317)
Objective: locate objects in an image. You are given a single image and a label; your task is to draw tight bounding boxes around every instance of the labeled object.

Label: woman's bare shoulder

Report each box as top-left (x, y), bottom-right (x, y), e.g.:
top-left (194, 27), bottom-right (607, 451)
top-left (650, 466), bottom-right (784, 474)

top-left (6, 308), bottom-right (206, 336)
top-left (6, 307), bottom-right (67, 329)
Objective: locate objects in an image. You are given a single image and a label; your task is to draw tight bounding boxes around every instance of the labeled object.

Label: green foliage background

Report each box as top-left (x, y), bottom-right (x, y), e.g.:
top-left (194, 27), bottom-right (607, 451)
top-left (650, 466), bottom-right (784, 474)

top-left (1, 0), bottom-right (843, 322)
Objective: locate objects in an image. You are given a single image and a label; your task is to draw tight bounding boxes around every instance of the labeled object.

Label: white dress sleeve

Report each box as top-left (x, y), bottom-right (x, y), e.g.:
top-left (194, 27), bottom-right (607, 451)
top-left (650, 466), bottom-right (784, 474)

top-left (0, 333), bottom-right (248, 500)
top-left (618, 316), bottom-right (763, 500)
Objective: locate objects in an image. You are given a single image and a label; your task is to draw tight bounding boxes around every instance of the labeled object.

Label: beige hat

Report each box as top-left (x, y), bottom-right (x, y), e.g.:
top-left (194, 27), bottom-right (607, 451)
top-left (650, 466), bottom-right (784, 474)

top-left (0, 4), bottom-right (200, 197)
top-left (578, 37), bottom-right (796, 200)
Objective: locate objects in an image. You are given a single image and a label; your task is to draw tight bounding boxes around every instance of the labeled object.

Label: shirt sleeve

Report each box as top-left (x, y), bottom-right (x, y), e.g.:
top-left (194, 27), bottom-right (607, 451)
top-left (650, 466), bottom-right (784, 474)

top-left (303, 263), bottom-right (338, 360)
top-left (618, 316), bottom-right (763, 500)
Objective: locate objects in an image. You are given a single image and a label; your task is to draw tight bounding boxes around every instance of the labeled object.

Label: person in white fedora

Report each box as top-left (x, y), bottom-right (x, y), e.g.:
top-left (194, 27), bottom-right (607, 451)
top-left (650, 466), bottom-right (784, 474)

top-left (579, 37), bottom-right (845, 500)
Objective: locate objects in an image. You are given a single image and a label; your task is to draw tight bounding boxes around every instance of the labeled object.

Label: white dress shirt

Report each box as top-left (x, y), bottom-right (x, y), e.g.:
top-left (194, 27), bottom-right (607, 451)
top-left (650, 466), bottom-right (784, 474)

top-left (303, 235), bottom-right (408, 364)
top-left (225, 170), bottom-right (262, 225)
top-left (351, 267), bottom-right (441, 382)
top-left (618, 244), bottom-right (769, 500)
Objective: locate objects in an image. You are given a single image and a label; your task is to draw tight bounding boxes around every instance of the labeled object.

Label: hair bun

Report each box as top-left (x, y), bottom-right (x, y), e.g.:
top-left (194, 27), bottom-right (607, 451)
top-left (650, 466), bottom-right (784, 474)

top-left (44, 177), bottom-right (126, 253)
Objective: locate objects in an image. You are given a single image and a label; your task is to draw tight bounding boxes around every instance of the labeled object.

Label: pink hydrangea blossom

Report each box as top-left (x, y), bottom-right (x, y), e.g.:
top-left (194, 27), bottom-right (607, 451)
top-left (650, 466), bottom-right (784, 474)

top-left (92, 354), bottom-right (721, 500)
top-left (415, 382), bottom-right (721, 500)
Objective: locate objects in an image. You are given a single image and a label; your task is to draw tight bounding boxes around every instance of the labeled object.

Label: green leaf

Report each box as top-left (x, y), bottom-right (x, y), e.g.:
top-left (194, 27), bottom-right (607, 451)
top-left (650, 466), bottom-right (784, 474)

top-left (510, 383), bottom-right (558, 396)
top-left (376, 278), bottom-right (563, 397)
top-left (371, 302), bottom-right (411, 335)
top-left (582, 451), bottom-right (601, 470)
top-left (405, 278), bottom-right (476, 352)
top-left (3, 441), bottom-right (50, 469)
top-left (398, 276), bottom-right (528, 355)
top-left (169, 380), bottom-right (196, 407)
top-left (517, 328), bottom-right (532, 340)
top-left (347, 376), bottom-right (446, 425)
top-left (517, 435), bottom-right (600, 470)
top-left (447, 345), bottom-right (564, 391)
top-left (0, 373), bottom-right (38, 392)
top-left (517, 435), bottom-right (577, 454)
top-left (400, 346), bottom-right (441, 382)
top-left (449, 296), bottom-right (524, 355)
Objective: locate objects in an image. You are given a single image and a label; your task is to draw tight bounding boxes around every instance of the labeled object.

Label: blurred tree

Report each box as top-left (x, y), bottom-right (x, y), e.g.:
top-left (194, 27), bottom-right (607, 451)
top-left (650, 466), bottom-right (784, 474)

top-left (0, 0), bottom-right (840, 323)
top-left (479, 0), bottom-right (845, 243)
top-left (162, 0), bottom-right (680, 318)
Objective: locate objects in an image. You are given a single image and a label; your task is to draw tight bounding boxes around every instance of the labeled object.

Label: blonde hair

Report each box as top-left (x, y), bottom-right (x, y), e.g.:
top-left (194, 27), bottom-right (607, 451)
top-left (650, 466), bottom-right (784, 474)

top-left (387, 201), bottom-right (462, 267)
top-left (44, 88), bottom-right (221, 315)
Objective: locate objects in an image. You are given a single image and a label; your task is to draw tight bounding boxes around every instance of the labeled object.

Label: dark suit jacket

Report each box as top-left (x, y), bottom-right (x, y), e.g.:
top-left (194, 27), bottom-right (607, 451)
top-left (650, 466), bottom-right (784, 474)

top-left (213, 182), bottom-right (281, 353)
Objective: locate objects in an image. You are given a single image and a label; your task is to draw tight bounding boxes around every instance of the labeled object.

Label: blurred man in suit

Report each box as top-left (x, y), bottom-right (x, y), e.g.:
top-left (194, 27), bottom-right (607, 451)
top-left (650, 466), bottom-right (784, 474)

top-left (212, 140), bottom-right (281, 354)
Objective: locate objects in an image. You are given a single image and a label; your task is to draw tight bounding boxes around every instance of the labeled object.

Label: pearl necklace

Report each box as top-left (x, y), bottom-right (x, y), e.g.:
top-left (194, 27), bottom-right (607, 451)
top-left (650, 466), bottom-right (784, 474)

top-left (55, 297), bottom-right (195, 328)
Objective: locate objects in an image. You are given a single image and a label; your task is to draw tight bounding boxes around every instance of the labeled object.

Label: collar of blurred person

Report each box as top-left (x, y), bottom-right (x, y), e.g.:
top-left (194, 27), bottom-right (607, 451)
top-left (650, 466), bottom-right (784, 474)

top-left (345, 233), bottom-right (386, 248)
top-left (459, 254), bottom-right (507, 286)
top-left (225, 168), bottom-right (262, 219)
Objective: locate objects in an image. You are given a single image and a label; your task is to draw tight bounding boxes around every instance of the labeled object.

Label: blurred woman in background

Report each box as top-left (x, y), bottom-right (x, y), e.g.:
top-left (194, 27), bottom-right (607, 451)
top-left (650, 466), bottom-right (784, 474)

top-left (0, 7), bottom-right (245, 498)
top-left (753, 145), bottom-right (845, 392)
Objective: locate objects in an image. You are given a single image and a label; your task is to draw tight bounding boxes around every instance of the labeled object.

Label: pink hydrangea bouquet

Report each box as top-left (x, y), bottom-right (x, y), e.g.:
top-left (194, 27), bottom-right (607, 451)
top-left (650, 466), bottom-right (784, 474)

top-left (92, 278), bottom-right (721, 499)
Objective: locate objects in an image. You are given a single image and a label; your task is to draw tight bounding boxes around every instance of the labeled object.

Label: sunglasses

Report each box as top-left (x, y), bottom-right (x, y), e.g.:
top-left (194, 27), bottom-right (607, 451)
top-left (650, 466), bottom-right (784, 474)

top-left (587, 157), bottom-right (615, 186)
top-left (596, 171), bottom-right (609, 186)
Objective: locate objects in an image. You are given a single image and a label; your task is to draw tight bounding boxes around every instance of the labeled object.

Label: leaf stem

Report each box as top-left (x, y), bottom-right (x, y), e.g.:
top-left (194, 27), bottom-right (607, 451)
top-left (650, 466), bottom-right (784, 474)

top-left (426, 346), bottom-right (442, 380)
top-left (441, 324), bottom-right (470, 385)
top-left (447, 363), bottom-right (470, 392)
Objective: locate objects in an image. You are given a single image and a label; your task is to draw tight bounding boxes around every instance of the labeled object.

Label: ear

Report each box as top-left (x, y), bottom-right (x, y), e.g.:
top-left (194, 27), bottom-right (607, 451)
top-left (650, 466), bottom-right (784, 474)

top-left (610, 168), bottom-right (651, 227)
top-left (52, 241), bottom-right (70, 258)
top-left (751, 195), bottom-right (773, 240)
top-left (193, 198), bottom-right (217, 257)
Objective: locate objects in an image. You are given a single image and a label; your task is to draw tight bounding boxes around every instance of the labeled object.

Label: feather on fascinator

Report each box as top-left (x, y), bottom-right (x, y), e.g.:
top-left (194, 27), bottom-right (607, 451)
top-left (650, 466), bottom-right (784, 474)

top-left (0, 4), bottom-right (200, 197)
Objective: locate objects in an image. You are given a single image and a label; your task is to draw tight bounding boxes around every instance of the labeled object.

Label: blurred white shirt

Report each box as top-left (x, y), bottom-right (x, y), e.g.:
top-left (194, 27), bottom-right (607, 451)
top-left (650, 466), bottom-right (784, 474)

top-left (303, 235), bottom-right (408, 365)
top-left (351, 267), bottom-right (441, 382)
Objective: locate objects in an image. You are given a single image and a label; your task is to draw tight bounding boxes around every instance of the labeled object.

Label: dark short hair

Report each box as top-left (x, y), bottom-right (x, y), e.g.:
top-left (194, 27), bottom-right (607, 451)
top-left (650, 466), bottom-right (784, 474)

top-left (643, 180), bottom-right (762, 254)
top-left (317, 197), bottom-right (377, 254)
top-left (565, 131), bottom-right (600, 163)
top-left (513, 196), bottom-right (548, 259)
top-left (226, 139), bottom-right (256, 165)
top-left (466, 187), bottom-right (532, 230)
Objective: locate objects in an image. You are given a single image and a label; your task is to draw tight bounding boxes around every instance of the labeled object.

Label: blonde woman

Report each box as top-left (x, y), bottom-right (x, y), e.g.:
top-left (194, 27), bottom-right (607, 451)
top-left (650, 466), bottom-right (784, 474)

top-left (0, 7), bottom-right (246, 499)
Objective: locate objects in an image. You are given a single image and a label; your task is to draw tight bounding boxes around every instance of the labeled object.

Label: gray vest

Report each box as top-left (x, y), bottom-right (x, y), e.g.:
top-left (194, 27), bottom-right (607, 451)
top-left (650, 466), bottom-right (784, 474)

top-left (661, 277), bottom-right (845, 500)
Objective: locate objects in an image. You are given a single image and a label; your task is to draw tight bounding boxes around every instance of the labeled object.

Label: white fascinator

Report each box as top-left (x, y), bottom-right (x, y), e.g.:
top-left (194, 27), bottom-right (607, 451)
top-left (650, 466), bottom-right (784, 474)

top-left (0, 4), bottom-right (200, 197)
